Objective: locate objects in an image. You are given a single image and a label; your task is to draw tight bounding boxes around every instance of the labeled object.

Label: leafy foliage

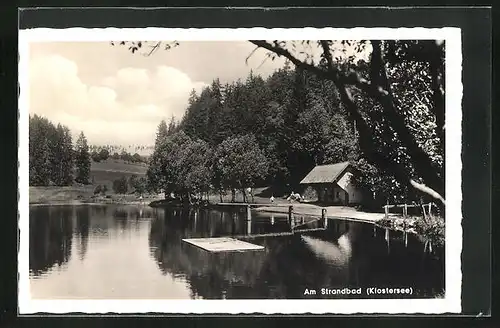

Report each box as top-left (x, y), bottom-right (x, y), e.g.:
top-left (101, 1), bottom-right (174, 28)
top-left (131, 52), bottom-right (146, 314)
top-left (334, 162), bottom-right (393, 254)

top-left (247, 40), bottom-right (445, 205)
top-left (215, 134), bottom-right (268, 196)
top-left (112, 176), bottom-right (129, 194)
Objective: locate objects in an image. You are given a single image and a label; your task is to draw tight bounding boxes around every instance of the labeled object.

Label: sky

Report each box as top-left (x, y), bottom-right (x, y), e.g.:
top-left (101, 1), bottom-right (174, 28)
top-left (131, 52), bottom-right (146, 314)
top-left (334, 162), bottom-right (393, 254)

top-left (28, 40), bottom-right (368, 150)
top-left (28, 41), bottom-right (290, 149)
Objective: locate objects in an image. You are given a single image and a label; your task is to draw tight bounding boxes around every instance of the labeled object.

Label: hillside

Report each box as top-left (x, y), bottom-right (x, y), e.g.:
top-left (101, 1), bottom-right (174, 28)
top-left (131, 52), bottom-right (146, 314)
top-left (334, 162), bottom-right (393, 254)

top-left (90, 159), bottom-right (147, 188)
top-left (29, 159), bottom-right (150, 204)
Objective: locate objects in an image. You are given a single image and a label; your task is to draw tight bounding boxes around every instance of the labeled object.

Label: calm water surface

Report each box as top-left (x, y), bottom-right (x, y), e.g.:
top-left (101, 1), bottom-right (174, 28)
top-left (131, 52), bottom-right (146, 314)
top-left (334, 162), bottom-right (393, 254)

top-left (29, 204), bottom-right (444, 299)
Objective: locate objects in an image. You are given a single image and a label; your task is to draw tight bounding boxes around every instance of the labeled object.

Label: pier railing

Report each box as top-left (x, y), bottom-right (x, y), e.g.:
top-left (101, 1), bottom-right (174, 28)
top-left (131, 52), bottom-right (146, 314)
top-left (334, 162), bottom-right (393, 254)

top-left (383, 202), bottom-right (435, 220)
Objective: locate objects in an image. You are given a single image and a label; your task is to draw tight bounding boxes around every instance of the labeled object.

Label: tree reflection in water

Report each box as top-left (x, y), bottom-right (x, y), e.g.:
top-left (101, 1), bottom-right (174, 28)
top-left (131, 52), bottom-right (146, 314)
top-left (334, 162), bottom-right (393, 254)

top-left (75, 206), bottom-right (90, 261)
top-left (29, 205), bottom-right (444, 299)
top-left (149, 207), bottom-right (444, 299)
top-left (29, 206), bottom-right (74, 276)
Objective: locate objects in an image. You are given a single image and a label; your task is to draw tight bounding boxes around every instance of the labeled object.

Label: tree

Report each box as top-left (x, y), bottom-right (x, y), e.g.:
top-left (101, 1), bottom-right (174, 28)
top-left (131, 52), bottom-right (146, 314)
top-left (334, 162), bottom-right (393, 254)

top-left (182, 139), bottom-right (213, 201)
top-left (98, 148), bottom-right (110, 161)
top-left (128, 174), bottom-right (138, 190)
top-left (120, 150), bottom-right (133, 162)
top-left (59, 125), bottom-right (74, 185)
top-left (147, 130), bottom-right (193, 199)
top-left (91, 150), bottom-right (101, 162)
top-left (155, 119), bottom-right (169, 147)
top-left (167, 115), bottom-right (178, 136)
top-left (29, 115), bottom-right (51, 186)
top-left (133, 177), bottom-right (147, 196)
top-left (29, 115), bottom-right (74, 186)
top-left (215, 134), bottom-right (268, 202)
top-left (132, 153), bottom-right (142, 163)
top-left (112, 176), bottom-right (129, 194)
top-left (75, 132), bottom-right (91, 184)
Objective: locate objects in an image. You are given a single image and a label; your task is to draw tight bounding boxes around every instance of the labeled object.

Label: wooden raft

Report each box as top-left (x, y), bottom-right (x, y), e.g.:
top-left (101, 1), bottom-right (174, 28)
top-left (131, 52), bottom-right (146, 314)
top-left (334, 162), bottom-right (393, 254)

top-left (182, 237), bottom-right (264, 253)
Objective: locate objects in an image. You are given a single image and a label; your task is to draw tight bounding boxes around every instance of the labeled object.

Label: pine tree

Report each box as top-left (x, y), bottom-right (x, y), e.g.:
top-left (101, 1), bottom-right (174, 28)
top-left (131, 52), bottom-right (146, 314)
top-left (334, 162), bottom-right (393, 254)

top-left (29, 115), bottom-right (51, 186)
top-left (74, 132), bottom-right (91, 184)
top-left (167, 115), bottom-right (177, 136)
top-left (48, 124), bottom-right (64, 185)
top-left (61, 126), bottom-right (74, 185)
top-left (155, 120), bottom-right (168, 147)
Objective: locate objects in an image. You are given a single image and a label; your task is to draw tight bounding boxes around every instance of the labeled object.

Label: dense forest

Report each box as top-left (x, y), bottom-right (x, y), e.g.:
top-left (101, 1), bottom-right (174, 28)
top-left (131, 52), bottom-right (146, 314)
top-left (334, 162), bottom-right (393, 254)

top-left (147, 51), bottom-right (442, 208)
top-left (29, 115), bottom-right (148, 187)
top-left (147, 66), bottom-right (360, 203)
top-left (29, 115), bottom-right (90, 186)
top-left (114, 40), bottom-right (445, 209)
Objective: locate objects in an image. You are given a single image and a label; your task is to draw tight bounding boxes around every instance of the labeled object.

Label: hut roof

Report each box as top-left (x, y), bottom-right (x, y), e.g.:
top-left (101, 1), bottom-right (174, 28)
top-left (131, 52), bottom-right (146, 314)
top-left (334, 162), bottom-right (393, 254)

top-left (299, 161), bottom-right (351, 185)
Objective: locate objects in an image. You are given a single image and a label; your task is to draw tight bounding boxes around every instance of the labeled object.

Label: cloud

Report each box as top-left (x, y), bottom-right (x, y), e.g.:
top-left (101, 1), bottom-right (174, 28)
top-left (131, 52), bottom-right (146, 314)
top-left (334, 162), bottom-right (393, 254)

top-left (29, 54), bottom-right (207, 147)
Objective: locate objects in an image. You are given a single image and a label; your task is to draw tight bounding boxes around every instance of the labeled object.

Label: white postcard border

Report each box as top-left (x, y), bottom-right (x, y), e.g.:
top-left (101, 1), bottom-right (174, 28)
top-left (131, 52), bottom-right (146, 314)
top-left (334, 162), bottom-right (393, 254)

top-left (18, 27), bottom-right (462, 314)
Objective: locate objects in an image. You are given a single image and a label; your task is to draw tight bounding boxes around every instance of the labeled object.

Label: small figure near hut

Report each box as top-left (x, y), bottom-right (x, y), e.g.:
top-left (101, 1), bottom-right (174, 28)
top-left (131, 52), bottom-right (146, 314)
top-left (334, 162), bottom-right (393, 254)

top-left (246, 187), bottom-right (254, 203)
top-left (270, 195), bottom-right (275, 203)
top-left (287, 191), bottom-right (303, 203)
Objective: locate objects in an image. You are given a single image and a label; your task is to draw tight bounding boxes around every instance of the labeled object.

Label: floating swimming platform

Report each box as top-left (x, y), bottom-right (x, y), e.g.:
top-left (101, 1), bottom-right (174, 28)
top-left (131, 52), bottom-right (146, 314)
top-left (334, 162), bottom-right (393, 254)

top-left (182, 237), bottom-right (264, 253)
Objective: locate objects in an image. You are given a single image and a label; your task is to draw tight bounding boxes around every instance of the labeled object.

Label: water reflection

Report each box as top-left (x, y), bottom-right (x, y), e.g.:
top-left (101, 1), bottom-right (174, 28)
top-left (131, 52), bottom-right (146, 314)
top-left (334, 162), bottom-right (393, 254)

top-left (29, 206), bottom-right (73, 276)
top-left (75, 207), bottom-right (90, 261)
top-left (29, 204), bottom-right (445, 299)
top-left (148, 208), bottom-right (444, 299)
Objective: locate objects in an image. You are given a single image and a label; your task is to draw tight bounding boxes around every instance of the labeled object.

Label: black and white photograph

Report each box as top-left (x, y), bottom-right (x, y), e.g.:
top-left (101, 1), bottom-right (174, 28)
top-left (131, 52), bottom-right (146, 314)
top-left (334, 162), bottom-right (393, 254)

top-left (18, 26), bottom-right (463, 314)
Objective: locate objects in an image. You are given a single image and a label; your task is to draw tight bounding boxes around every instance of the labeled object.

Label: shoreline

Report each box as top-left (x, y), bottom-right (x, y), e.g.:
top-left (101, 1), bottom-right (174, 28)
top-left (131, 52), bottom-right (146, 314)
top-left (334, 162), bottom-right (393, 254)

top-left (28, 186), bottom-right (443, 246)
top-left (29, 200), bottom-right (152, 207)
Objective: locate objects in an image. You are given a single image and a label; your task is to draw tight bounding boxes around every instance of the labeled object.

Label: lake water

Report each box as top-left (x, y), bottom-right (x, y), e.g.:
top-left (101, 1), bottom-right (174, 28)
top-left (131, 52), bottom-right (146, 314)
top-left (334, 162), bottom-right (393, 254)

top-left (29, 204), bottom-right (444, 299)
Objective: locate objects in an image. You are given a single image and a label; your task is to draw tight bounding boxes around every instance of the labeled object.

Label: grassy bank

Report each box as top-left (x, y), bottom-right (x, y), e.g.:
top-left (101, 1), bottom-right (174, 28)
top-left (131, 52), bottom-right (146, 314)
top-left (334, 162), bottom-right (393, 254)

top-left (29, 185), bottom-right (162, 205)
top-left (29, 159), bottom-right (151, 205)
top-left (89, 159), bottom-right (147, 187)
top-left (377, 214), bottom-right (445, 247)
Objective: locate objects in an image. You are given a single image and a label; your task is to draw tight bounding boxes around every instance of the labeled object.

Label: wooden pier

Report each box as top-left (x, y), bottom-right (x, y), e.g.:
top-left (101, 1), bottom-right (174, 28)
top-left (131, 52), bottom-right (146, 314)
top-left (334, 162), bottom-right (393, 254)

top-left (182, 204), bottom-right (329, 251)
top-left (383, 202), bottom-right (435, 220)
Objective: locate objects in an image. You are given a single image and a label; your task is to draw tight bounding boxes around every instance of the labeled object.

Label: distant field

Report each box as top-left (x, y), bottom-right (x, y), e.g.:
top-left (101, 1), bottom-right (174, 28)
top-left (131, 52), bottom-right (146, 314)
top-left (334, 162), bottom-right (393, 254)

top-left (30, 160), bottom-right (150, 204)
top-left (91, 159), bottom-right (148, 174)
top-left (29, 185), bottom-right (95, 204)
top-left (90, 159), bottom-right (147, 188)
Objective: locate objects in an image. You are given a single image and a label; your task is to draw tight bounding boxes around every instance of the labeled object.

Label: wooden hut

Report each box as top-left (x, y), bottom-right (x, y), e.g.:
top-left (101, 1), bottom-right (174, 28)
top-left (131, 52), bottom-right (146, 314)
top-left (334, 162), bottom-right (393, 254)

top-left (300, 161), bottom-right (363, 205)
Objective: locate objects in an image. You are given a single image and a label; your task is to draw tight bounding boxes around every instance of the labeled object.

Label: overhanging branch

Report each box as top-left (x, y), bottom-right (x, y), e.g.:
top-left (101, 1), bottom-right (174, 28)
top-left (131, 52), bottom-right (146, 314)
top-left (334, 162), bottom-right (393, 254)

top-left (410, 179), bottom-right (445, 205)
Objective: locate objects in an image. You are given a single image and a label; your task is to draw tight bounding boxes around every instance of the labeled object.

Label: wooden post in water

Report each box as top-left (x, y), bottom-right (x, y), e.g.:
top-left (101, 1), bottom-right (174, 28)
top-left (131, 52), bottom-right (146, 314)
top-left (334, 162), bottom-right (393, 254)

top-left (403, 203), bottom-right (408, 230)
top-left (322, 208), bottom-right (328, 228)
top-left (384, 204), bottom-right (389, 220)
top-left (247, 217), bottom-right (252, 235)
top-left (385, 228), bottom-right (390, 253)
top-left (288, 205), bottom-right (294, 227)
top-left (246, 205), bottom-right (252, 235)
top-left (247, 205), bottom-right (252, 221)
